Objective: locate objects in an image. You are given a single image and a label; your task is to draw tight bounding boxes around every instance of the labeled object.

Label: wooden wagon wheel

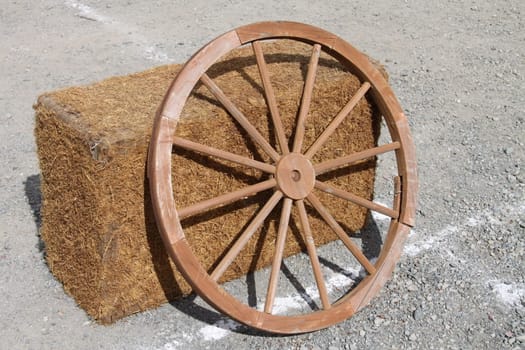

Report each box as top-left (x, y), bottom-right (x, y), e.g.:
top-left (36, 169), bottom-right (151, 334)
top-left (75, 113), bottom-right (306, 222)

top-left (148, 21), bottom-right (417, 334)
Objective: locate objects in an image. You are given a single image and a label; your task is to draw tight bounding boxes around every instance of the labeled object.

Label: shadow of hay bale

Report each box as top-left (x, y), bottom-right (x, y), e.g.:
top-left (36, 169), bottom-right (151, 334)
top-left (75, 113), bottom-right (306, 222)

top-left (143, 173), bottom-right (184, 300)
top-left (24, 174), bottom-right (45, 253)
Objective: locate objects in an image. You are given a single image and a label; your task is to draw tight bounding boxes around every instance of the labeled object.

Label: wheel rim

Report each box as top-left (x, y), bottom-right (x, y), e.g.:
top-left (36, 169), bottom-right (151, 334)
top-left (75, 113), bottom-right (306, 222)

top-left (148, 21), bottom-right (417, 334)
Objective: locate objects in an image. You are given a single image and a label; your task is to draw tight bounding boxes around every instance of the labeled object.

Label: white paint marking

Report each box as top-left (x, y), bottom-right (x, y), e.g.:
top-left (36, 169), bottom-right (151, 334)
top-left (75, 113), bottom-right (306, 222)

top-left (404, 225), bottom-right (458, 256)
top-left (161, 340), bottom-right (180, 350)
top-left (490, 281), bottom-right (525, 311)
top-left (466, 217), bottom-right (480, 227)
top-left (404, 200), bottom-right (525, 257)
top-left (371, 201), bottom-right (392, 222)
top-left (64, 0), bottom-right (109, 22)
top-left (144, 46), bottom-right (171, 63)
top-left (199, 318), bottom-right (241, 341)
top-left (63, 1), bottom-right (172, 63)
top-left (263, 268), bottom-right (360, 315)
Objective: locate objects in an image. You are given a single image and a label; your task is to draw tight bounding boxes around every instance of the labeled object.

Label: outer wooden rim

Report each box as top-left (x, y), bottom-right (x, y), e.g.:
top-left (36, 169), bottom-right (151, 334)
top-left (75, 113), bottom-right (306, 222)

top-left (148, 21), bottom-right (417, 334)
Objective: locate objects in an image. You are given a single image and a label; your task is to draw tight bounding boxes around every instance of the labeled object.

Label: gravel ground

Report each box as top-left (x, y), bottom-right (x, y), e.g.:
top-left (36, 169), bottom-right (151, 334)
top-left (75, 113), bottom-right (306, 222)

top-left (1, 0), bottom-right (524, 349)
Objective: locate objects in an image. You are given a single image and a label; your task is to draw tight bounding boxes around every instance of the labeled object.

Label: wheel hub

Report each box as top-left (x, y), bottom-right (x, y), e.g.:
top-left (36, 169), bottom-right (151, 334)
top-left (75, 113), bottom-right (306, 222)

top-left (275, 153), bottom-right (315, 200)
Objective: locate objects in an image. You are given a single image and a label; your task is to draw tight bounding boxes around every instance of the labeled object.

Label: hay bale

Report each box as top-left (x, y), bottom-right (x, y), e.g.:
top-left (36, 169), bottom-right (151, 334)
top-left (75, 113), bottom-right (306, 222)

top-left (34, 40), bottom-right (384, 323)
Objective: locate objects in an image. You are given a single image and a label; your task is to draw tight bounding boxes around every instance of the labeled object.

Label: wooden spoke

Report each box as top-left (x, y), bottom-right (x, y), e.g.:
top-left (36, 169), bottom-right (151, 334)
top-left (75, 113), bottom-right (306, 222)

top-left (315, 181), bottom-right (398, 219)
top-left (296, 199), bottom-right (331, 310)
top-left (178, 178), bottom-right (276, 220)
top-left (393, 176), bottom-right (401, 213)
top-left (305, 82), bottom-right (371, 159)
top-left (210, 191), bottom-right (283, 281)
top-left (200, 73), bottom-right (280, 161)
top-left (252, 41), bottom-right (290, 155)
top-left (314, 142), bottom-right (401, 176)
top-left (292, 44), bottom-right (321, 153)
top-left (173, 136), bottom-right (275, 174)
top-left (264, 198), bottom-right (293, 313)
top-left (306, 193), bottom-right (376, 274)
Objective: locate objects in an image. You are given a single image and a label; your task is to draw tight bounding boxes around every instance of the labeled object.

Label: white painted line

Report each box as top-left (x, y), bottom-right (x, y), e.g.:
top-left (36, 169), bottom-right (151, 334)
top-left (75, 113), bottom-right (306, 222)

top-left (267, 268), bottom-right (360, 315)
top-left (160, 340), bottom-right (180, 350)
top-left (490, 281), bottom-right (525, 311)
top-left (404, 225), bottom-right (458, 256)
top-left (144, 46), bottom-right (171, 63)
top-left (154, 330), bottom-right (194, 350)
top-left (199, 318), bottom-right (242, 341)
top-left (404, 200), bottom-right (525, 256)
top-left (64, 0), bottom-right (109, 22)
top-left (63, 1), bottom-right (172, 63)
top-left (371, 201), bottom-right (392, 222)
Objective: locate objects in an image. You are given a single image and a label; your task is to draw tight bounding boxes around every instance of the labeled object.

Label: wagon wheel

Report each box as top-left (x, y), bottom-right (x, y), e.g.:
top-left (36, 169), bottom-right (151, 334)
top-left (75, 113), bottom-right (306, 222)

top-left (148, 21), bottom-right (417, 334)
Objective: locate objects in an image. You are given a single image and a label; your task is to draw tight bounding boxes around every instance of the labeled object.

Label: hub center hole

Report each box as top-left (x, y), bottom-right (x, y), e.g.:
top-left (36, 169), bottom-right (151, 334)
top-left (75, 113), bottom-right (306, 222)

top-left (291, 170), bottom-right (301, 182)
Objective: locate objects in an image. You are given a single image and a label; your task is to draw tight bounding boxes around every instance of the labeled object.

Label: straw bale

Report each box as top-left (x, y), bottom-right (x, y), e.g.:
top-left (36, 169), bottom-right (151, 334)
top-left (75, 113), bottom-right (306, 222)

top-left (34, 40), bottom-right (384, 323)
